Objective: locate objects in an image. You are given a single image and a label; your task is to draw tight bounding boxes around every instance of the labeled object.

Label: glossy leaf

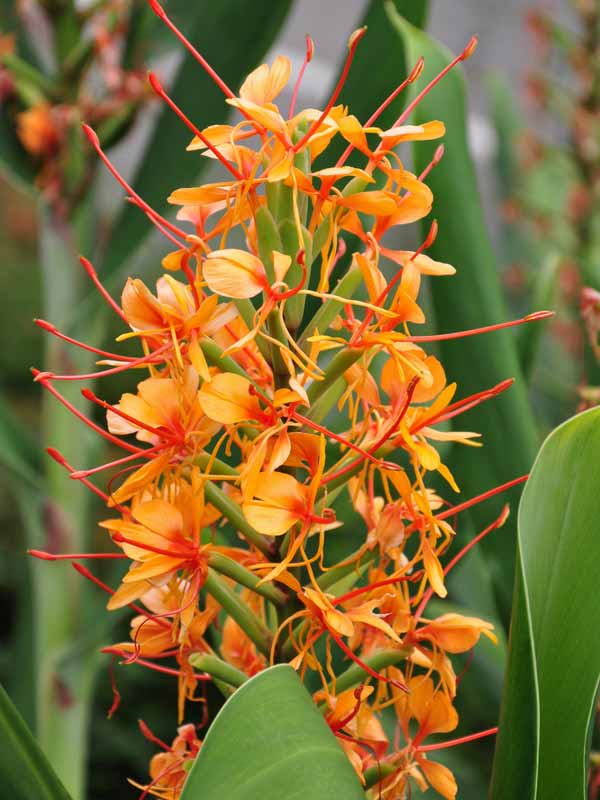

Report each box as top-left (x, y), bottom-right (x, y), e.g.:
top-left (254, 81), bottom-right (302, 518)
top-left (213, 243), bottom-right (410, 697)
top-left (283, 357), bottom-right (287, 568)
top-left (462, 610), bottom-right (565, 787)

top-left (0, 684), bottom-right (73, 800)
top-left (100, 0), bottom-right (293, 283)
top-left (181, 664), bottom-right (366, 800)
top-left (491, 408), bottom-right (600, 799)
top-left (387, 7), bottom-right (539, 626)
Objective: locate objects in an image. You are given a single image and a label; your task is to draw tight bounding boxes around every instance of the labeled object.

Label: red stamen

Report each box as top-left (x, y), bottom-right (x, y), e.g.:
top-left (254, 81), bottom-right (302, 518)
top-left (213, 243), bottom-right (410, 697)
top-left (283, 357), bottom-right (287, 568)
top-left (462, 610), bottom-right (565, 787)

top-left (328, 628), bottom-right (407, 691)
top-left (79, 256), bottom-right (127, 322)
top-left (71, 562), bottom-right (170, 626)
top-left (436, 475), bottom-right (526, 522)
top-left (146, 0), bottom-right (235, 98)
top-left (415, 505), bottom-right (509, 619)
top-left (70, 442), bottom-right (169, 479)
top-left (29, 549), bottom-right (125, 560)
top-left (33, 372), bottom-right (142, 454)
top-left (400, 311), bottom-right (553, 343)
top-left (33, 341), bottom-right (170, 381)
top-left (391, 37), bottom-right (478, 130)
top-left (82, 125), bottom-right (188, 242)
top-left (418, 144), bottom-right (445, 181)
top-left (138, 719), bottom-right (171, 752)
top-left (417, 379), bottom-right (514, 431)
top-left (147, 73), bottom-right (244, 180)
top-left (81, 387), bottom-right (175, 441)
top-left (125, 196), bottom-right (186, 248)
top-left (180, 252), bottom-right (201, 308)
top-left (404, 475), bottom-right (527, 537)
top-left (333, 572), bottom-right (422, 606)
top-left (35, 319), bottom-right (136, 361)
top-left (329, 686), bottom-right (365, 731)
top-left (107, 655), bottom-right (122, 718)
top-left (292, 411), bottom-right (397, 470)
top-left (293, 27), bottom-right (367, 153)
top-left (336, 56), bottom-right (424, 168)
top-left (101, 647), bottom-right (210, 680)
top-left (111, 531), bottom-right (192, 561)
top-left (46, 447), bottom-right (130, 510)
top-left (323, 377), bottom-right (418, 485)
top-left (350, 223), bottom-right (437, 345)
top-left (289, 35), bottom-right (314, 117)
top-left (417, 726), bottom-right (498, 752)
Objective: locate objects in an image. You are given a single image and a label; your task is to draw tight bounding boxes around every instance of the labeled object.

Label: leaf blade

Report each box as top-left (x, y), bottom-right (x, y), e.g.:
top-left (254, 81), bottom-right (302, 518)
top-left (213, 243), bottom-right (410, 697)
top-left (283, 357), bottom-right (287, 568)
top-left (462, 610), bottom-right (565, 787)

top-left (492, 407), bottom-right (600, 799)
top-left (181, 664), bottom-right (365, 800)
top-left (0, 684), bottom-right (73, 800)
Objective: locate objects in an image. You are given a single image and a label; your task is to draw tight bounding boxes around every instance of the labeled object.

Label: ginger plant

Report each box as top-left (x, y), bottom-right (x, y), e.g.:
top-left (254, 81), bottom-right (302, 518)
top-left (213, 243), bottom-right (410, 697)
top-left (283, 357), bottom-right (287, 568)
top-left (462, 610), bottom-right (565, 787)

top-left (31, 3), bottom-right (549, 796)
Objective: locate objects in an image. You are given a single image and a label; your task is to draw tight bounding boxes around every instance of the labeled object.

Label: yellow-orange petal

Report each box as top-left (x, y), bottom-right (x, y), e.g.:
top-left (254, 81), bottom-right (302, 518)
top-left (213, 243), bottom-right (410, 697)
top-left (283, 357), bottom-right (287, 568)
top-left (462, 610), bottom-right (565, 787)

top-left (198, 372), bottom-right (262, 424)
top-left (338, 190), bottom-right (399, 216)
top-left (131, 499), bottom-right (183, 540)
top-left (162, 248), bottom-right (187, 272)
top-left (419, 758), bottom-right (457, 800)
top-left (422, 613), bottom-right (497, 653)
top-left (203, 249), bottom-right (267, 298)
top-left (380, 120), bottom-right (446, 147)
top-left (106, 579), bottom-right (152, 610)
top-left (239, 56), bottom-right (291, 106)
top-left (422, 538), bottom-right (447, 598)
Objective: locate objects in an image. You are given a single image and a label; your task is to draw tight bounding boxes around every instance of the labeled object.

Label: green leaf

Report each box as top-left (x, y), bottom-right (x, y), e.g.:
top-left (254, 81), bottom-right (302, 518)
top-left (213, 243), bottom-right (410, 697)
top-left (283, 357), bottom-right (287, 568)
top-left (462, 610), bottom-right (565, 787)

top-left (180, 664), bottom-right (366, 800)
top-left (387, 8), bottom-right (539, 626)
top-left (0, 684), bottom-right (73, 800)
top-left (491, 408), bottom-right (600, 799)
top-left (0, 392), bottom-right (42, 486)
top-left (0, 108), bottom-right (35, 194)
top-left (100, 0), bottom-right (293, 283)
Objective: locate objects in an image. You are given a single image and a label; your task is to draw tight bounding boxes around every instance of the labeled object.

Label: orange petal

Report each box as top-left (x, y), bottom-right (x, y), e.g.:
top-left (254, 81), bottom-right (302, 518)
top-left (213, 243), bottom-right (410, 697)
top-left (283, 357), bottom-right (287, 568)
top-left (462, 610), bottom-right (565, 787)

top-left (203, 249), bottom-right (267, 298)
top-left (239, 56), bottom-right (291, 106)
top-left (422, 538), bottom-right (447, 598)
top-left (198, 372), bottom-right (262, 424)
top-left (131, 499), bottom-right (183, 540)
top-left (419, 758), bottom-right (457, 800)
top-left (338, 190), bottom-right (399, 216)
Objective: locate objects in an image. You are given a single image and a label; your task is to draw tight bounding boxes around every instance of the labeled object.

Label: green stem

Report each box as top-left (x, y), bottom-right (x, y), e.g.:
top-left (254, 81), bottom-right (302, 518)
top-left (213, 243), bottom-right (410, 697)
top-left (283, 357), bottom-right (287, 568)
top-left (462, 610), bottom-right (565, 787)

top-left (363, 763), bottom-right (396, 789)
top-left (200, 339), bottom-right (253, 382)
top-left (188, 653), bottom-right (248, 688)
top-left (316, 547), bottom-right (377, 591)
top-left (325, 648), bottom-right (410, 696)
top-left (297, 265), bottom-right (362, 352)
top-left (204, 569), bottom-right (273, 657)
top-left (194, 452), bottom-right (239, 477)
top-left (305, 348), bottom-right (362, 422)
top-left (207, 552), bottom-right (287, 606)
top-left (203, 482), bottom-right (273, 557)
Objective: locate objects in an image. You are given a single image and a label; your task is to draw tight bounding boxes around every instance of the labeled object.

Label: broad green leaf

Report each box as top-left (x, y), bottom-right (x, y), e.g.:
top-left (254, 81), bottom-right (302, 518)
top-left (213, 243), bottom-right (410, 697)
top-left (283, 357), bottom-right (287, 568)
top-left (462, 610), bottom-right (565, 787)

top-left (181, 664), bottom-right (365, 800)
top-left (0, 684), bottom-right (73, 800)
top-left (387, 8), bottom-right (539, 626)
top-left (100, 0), bottom-right (293, 283)
top-left (491, 408), bottom-right (600, 799)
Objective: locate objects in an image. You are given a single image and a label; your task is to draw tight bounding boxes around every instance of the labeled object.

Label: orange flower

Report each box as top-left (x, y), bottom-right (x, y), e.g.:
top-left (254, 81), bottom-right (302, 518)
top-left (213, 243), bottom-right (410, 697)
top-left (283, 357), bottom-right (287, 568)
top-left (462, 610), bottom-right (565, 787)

top-left (17, 103), bottom-right (60, 157)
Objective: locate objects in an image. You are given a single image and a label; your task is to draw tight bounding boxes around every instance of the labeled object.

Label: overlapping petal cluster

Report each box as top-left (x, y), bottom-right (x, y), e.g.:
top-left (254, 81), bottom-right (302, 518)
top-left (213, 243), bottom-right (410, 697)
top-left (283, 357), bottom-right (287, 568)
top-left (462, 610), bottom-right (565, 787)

top-left (32, 5), bottom-right (546, 798)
